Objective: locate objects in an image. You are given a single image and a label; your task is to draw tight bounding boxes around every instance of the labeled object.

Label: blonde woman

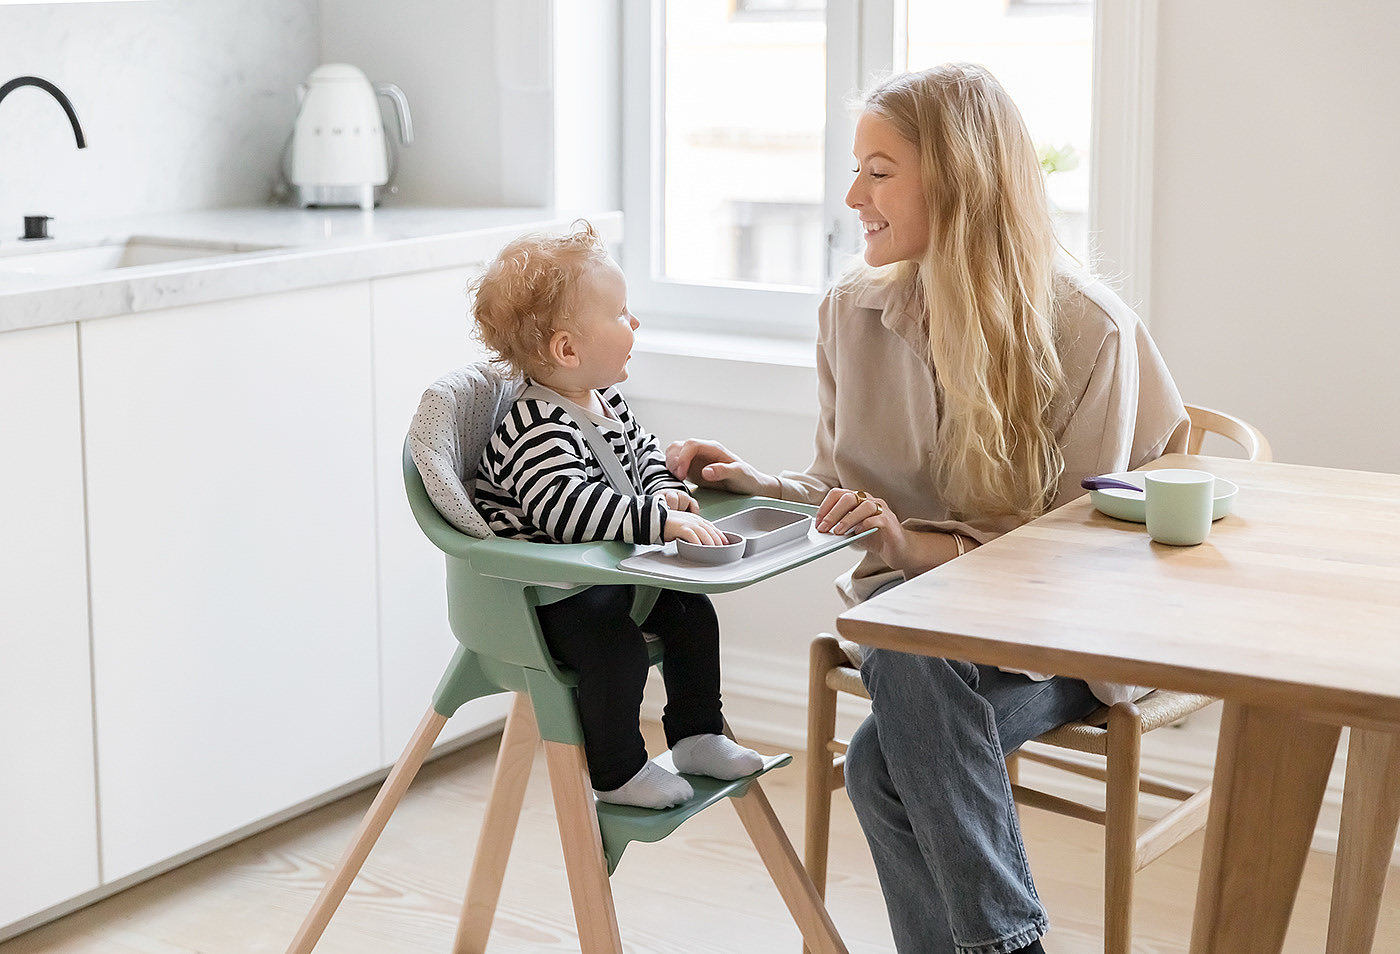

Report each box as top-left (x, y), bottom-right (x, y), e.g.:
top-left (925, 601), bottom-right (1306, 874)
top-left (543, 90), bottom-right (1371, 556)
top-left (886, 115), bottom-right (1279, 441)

top-left (667, 65), bottom-right (1189, 954)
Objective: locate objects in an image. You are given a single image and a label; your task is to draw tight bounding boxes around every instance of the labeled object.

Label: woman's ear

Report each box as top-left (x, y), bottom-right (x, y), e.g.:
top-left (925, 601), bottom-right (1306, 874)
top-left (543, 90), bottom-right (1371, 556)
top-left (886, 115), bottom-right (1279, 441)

top-left (546, 328), bottom-right (580, 369)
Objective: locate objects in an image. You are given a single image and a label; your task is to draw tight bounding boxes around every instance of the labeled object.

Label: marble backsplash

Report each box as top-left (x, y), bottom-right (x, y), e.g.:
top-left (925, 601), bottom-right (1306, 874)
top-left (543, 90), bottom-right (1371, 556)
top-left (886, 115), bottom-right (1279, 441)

top-left (0, 0), bottom-right (317, 241)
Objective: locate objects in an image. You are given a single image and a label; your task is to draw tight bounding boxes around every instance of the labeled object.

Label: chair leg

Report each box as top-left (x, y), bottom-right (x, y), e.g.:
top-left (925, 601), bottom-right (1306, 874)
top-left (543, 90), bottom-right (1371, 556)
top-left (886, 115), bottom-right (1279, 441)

top-left (1102, 703), bottom-right (1142, 954)
top-left (286, 707), bottom-right (448, 954)
top-left (733, 779), bottom-right (850, 954)
top-left (453, 694), bottom-right (541, 954)
top-left (804, 636), bottom-right (845, 901)
top-left (542, 740), bottom-right (624, 954)
top-left (1326, 727), bottom-right (1400, 954)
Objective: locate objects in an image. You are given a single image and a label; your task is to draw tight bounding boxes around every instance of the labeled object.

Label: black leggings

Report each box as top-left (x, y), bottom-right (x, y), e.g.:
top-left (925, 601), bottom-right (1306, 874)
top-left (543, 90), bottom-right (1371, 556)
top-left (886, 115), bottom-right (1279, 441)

top-left (535, 585), bottom-right (722, 790)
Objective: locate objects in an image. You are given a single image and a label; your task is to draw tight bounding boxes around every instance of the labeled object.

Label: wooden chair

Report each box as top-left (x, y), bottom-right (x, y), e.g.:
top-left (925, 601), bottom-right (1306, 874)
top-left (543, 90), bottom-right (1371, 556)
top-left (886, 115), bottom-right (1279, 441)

top-left (803, 404), bottom-right (1270, 954)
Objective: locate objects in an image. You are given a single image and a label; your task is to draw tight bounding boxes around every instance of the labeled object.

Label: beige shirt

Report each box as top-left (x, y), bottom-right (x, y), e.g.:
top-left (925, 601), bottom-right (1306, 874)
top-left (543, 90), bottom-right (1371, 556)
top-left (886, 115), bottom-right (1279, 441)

top-left (775, 267), bottom-right (1190, 704)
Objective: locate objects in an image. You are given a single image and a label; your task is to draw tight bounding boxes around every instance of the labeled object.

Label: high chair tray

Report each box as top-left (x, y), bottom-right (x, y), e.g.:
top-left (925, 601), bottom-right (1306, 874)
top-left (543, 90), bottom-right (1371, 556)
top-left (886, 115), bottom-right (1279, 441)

top-left (465, 493), bottom-right (871, 594)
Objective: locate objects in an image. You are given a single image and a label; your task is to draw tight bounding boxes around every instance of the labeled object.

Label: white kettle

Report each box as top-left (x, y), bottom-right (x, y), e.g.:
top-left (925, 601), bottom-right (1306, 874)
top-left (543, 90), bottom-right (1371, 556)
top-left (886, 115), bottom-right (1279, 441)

top-left (289, 64), bottom-right (413, 210)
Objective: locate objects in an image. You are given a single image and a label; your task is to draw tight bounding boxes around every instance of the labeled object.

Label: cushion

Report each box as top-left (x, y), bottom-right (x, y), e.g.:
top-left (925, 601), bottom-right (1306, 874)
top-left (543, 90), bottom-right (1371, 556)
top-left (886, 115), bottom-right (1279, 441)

top-left (407, 361), bottom-right (524, 538)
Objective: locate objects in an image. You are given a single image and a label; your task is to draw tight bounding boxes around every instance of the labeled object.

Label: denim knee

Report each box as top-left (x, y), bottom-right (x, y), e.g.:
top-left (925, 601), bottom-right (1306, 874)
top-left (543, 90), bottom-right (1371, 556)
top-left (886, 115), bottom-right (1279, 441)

top-left (842, 715), bottom-right (886, 815)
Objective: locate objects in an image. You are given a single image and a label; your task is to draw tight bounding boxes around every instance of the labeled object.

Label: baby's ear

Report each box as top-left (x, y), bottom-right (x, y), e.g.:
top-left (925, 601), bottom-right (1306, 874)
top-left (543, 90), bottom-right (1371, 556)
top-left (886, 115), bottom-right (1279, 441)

top-left (546, 329), bottom-right (579, 368)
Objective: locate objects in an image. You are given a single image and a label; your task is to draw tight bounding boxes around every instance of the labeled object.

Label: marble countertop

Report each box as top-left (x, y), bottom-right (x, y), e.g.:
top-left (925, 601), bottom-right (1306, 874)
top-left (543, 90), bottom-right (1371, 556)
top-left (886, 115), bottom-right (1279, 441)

top-left (0, 206), bottom-right (623, 333)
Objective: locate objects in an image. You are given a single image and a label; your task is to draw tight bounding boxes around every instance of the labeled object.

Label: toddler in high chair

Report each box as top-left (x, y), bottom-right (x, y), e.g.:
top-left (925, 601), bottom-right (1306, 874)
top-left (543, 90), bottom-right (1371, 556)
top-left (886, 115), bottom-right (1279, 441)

top-left (470, 221), bottom-right (764, 810)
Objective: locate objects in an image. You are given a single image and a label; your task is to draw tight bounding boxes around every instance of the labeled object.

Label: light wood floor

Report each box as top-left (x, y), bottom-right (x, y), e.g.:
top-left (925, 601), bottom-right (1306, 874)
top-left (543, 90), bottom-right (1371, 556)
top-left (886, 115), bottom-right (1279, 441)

top-left (5, 722), bottom-right (1397, 953)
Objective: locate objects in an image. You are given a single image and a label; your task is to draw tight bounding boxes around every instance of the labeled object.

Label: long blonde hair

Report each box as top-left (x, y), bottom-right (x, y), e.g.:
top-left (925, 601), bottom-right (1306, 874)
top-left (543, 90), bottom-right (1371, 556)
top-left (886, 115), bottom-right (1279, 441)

top-left (864, 64), bottom-right (1065, 520)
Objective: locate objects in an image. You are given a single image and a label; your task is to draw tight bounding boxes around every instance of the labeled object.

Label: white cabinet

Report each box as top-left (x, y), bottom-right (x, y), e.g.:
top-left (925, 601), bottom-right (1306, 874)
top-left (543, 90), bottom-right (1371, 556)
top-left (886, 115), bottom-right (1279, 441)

top-left (370, 267), bottom-right (510, 763)
top-left (0, 324), bottom-right (100, 925)
top-left (81, 285), bottom-right (382, 880)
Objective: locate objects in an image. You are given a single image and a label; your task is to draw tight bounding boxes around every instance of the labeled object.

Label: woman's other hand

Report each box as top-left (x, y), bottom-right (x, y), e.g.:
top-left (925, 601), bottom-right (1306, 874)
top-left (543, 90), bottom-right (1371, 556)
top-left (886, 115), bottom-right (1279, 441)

top-left (663, 509), bottom-right (727, 545)
top-left (815, 488), bottom-right (970, 576)
top-left (657, 488), bottom-right (700, 514)
top-left (665, 439), bottom-right (780, 497)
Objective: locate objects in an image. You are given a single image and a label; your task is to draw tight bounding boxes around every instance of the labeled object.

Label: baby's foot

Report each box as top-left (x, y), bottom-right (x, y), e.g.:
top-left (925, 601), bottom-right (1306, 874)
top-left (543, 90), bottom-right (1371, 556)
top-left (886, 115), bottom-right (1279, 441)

top-left (594, 760), bottom-right (693, 809)
top-left (671, 734), bottom-right (764, 780)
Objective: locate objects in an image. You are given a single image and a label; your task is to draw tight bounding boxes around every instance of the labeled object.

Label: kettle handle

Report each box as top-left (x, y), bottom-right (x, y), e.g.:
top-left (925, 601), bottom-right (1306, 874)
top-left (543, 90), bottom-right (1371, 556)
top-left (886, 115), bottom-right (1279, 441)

top-left (374, 82), bottom-right (414, 146)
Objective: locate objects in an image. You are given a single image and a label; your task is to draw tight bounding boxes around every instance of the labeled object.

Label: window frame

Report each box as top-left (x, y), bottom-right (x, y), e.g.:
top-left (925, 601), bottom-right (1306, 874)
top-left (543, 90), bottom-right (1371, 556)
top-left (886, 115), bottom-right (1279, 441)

top-left (619, 0), bottom-right (1157, 335)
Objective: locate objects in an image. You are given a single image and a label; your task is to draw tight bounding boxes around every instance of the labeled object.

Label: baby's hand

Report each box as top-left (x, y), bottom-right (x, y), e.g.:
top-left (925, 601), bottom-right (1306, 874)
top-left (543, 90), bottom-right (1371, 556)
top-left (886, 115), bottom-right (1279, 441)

top-left (663, 510), bottom-right (727, 546)
top-left (658, 488), bottom-right (700, 514)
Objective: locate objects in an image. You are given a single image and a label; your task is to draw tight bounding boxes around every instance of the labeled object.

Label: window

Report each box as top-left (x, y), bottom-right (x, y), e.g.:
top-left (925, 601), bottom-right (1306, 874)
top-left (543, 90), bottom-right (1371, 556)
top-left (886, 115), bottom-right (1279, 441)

top-left (906, 0), bottom-right (1096, 264)
top-left (623, 0), bottom-right (1155, 333)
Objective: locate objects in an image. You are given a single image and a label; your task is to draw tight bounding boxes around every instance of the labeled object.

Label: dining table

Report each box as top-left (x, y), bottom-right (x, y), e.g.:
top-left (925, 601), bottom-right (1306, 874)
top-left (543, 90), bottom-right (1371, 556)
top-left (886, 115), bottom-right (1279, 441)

top-left (836, 453), bottom-right (1400, 953)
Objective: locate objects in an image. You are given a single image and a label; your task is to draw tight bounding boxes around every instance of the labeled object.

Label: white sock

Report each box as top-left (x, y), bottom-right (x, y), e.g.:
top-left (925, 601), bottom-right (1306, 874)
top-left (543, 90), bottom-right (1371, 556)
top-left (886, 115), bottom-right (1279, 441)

top-left (594, 760), bottom-right (693, 809)
top-left (670, 734), bottom-right (764, 780)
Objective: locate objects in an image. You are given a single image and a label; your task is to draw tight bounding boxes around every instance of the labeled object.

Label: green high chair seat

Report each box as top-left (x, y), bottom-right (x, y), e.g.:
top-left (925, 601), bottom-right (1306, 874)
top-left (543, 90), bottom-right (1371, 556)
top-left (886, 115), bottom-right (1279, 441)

top-left (286, 362), bottom-right (852, 954)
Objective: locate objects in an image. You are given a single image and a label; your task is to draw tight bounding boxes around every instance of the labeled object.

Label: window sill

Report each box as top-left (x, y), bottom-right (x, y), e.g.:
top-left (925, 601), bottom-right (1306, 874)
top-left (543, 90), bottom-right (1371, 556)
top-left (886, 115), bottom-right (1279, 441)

top-left (627, 328), bottom-right (818, 416)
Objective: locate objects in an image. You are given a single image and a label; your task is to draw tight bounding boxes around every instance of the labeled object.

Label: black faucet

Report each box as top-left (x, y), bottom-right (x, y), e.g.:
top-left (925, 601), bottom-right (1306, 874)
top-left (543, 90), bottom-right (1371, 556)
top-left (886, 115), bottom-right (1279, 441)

top-left (0, 75), bottom-right (87, 148)
top-left (2, 76), bottom-right (87, 240)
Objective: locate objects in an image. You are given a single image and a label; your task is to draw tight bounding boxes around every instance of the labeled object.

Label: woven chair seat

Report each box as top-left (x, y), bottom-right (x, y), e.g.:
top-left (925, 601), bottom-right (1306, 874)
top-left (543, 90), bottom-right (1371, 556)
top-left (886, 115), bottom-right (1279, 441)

top-left (827, 637), bottom-right (1216, 757)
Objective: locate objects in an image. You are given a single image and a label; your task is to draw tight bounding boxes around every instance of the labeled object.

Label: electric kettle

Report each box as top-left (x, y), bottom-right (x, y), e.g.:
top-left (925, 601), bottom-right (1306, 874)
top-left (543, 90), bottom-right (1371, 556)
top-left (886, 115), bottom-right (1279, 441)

top-left (289, 64), bottom-right (413, 210)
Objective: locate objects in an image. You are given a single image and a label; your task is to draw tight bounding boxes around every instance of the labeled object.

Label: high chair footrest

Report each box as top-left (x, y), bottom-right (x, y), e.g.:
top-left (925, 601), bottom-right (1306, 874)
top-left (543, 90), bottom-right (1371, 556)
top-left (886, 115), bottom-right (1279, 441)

top-left (596, 751), bottom-right (792, 874)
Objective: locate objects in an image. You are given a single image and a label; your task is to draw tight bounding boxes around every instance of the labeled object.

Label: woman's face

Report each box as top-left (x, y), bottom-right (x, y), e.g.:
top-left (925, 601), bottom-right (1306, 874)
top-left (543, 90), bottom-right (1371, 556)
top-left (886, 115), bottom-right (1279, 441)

top-left (846, 111), bottom-right (930, 267)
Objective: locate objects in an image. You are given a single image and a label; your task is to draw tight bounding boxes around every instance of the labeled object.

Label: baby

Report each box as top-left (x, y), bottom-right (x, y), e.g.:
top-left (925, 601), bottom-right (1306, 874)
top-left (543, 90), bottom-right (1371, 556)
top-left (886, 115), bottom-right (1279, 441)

top-left (471, 221), bottom-right (763, 809)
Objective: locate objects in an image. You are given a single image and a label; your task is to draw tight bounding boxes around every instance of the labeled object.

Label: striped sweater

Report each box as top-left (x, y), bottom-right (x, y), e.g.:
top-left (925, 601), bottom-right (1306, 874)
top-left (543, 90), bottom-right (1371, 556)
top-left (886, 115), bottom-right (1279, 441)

top-left (474, 385), bottom-right (687, 544)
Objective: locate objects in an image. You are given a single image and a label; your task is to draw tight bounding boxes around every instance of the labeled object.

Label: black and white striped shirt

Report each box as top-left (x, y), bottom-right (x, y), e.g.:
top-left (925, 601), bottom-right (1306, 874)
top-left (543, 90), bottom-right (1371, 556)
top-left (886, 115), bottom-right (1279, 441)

top-left (474, 385), bottom-right (687, 544)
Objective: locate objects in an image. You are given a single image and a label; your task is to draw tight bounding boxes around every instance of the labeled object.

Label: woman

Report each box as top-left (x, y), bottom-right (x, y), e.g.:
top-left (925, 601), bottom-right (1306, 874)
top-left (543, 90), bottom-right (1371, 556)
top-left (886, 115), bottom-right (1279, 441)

top-left (667, 65), bottom-right (1189, 954)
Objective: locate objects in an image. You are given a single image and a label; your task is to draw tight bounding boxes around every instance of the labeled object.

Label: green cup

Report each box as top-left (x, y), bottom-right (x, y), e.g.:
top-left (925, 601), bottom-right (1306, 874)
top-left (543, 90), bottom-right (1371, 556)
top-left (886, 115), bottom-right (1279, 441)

top-left (1144, 469), bottom-right (1215, 546)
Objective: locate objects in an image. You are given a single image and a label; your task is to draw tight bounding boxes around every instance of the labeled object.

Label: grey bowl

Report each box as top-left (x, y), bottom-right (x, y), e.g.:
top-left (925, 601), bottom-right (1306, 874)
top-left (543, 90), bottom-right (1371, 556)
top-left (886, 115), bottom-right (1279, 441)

top-left (675, 531), bottom-right (746, 565)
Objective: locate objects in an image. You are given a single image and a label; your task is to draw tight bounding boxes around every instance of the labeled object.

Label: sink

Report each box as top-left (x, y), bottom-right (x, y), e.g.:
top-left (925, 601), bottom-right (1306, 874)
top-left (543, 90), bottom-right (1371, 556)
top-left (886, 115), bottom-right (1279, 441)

top-left (0, 236), bottom-right (286, 277)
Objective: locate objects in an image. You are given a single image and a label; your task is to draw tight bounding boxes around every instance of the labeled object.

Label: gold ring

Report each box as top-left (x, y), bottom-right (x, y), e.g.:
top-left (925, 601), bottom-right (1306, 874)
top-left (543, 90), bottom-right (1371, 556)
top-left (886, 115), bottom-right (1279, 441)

top-left (873, 502), bottom-right (884, 515)
top-left (853, 490), bottom-right (869, 503)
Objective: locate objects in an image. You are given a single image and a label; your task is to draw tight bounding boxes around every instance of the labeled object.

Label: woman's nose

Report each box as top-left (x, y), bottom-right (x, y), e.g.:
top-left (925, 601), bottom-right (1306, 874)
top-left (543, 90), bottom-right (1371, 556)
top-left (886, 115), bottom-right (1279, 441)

top-left (845, 177), bottom-right (862, 210)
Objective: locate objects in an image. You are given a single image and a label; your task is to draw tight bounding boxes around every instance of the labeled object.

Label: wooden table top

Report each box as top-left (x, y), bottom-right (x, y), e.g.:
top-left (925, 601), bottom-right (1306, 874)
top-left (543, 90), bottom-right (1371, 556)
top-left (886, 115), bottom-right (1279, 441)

top-left (837, 455), bottom-right (1400, 730)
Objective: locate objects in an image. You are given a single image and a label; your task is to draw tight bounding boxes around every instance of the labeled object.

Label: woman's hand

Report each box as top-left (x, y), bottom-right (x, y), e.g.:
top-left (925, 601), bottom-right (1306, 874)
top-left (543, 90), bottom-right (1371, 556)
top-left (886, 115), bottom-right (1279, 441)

top-left (657, 488), bottom-right (700, 514)
top-left (815, 488), bottom-right (969, 576)
top-left (663, 510), bottom-right (728, 545)
top-left (665, 439), bottom-right (780, 497)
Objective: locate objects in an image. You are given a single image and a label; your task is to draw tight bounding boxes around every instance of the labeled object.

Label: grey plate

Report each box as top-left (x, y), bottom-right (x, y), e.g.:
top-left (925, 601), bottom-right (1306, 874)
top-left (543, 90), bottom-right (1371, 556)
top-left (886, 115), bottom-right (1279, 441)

top-left (714, 507), bottom-right (814, 556)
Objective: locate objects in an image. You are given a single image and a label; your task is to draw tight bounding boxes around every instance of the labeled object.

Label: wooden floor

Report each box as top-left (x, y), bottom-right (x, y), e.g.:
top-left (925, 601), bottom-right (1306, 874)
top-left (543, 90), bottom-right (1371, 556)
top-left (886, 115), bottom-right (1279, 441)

top-left (5, 722), bottom-right (1397, 954)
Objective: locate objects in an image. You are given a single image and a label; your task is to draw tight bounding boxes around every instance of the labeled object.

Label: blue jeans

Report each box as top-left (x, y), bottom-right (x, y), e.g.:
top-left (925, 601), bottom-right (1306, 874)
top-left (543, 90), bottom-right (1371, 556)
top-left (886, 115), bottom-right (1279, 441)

top-left (845, 648), bottom-right (1098, 954)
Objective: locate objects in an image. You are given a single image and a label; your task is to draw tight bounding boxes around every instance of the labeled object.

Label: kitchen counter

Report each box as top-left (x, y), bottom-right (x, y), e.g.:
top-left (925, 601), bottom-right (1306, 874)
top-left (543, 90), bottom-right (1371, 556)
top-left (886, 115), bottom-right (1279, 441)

top-left (0, 206), bottom-right (623, 333)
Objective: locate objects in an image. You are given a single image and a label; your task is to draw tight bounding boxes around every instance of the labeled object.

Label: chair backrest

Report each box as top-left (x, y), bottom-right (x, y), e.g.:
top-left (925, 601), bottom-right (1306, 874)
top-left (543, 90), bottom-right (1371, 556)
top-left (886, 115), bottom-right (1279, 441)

top-left (407, 360), bottom-right (524, 537)
top-left (1183, 404), bottom-right (1272, 462)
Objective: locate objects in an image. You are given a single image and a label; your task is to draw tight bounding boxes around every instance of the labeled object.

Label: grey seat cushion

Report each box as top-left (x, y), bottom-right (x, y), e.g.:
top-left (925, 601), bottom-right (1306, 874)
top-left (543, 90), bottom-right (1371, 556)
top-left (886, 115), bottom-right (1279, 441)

top-left (407, 361), bottom-right (523, 538)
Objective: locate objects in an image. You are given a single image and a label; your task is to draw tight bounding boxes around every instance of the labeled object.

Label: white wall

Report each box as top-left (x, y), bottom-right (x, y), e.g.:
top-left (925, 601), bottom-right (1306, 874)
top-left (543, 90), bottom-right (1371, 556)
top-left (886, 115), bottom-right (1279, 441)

top-left (0, 1), bottom-right (318, 234)
top-left (319, 0), bottom-right (506, 207)
top-left (1147, 1), bottom-right (1400, 474)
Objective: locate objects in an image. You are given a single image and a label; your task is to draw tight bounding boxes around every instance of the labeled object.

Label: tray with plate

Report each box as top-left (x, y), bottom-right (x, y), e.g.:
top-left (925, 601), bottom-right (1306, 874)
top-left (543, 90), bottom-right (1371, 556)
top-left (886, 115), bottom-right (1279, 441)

top-left (619, 507), bottom-right (865, 583)
top-left (1087, 470), bottom-right (1238, 523)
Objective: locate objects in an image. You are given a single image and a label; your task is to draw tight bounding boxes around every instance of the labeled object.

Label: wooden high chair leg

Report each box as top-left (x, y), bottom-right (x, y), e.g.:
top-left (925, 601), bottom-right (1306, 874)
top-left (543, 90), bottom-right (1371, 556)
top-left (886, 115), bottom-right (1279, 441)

top-left (733, 780), bottom-right (851, 954)
top-left (286, 707), bottom-right (449, 954)
top-left (543, 740), bottom-right (624, 953)
top-left (454, 694), bottom-right (541, 954)
top-left (1327, 727), bottom-right (1400, 954)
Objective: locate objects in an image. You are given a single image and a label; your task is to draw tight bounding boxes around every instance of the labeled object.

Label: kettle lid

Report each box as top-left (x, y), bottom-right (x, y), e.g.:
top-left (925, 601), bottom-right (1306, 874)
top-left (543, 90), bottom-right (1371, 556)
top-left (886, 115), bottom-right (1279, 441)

top-left (306, 63), bottom-right (372, 85)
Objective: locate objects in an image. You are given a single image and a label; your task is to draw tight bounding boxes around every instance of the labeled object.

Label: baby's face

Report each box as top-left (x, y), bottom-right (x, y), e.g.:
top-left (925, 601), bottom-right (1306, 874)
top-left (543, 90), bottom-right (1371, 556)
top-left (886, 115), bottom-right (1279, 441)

top-left (567, 259), bottom-right (640, 390)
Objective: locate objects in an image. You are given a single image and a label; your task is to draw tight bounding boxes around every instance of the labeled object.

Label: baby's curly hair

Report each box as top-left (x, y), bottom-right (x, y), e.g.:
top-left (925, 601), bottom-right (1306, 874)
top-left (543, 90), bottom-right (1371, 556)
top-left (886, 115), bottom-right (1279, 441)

top-left (469, 220), bottom-right (610, 377)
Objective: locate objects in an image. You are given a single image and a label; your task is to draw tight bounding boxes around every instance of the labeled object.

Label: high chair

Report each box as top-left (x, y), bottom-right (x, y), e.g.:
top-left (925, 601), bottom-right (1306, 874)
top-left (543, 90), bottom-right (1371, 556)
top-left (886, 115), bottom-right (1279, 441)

top-left (287, 362), bottom-right (851, 954)
top-left (803, 404), bottom-right (1272, 954)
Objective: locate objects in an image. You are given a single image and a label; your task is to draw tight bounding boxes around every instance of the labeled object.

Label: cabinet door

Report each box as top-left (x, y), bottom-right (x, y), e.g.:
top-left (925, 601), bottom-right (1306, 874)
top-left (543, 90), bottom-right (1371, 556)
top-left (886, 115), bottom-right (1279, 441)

top-left (371, 268), bottom-right (510, 764)
top-left (82, 285), bottom-right (381, 881)
top-left (0, 324), bottom-right (99, 928)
